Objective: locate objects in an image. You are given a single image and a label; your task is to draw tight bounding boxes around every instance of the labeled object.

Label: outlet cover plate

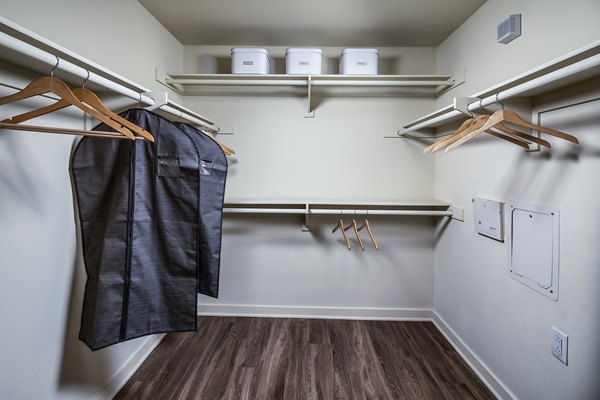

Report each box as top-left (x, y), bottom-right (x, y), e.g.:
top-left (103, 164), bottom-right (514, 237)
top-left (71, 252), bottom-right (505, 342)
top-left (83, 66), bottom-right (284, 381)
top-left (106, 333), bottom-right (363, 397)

top-left (552, 327), bottom-right (568, 365)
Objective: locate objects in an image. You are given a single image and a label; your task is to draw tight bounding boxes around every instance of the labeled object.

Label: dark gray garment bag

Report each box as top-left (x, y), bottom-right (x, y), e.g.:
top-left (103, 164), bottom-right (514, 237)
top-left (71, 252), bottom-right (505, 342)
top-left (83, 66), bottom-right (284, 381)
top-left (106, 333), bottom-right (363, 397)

top-left (71, 109), bottom-right (202, 350)
top-left (175, 122), bottom-right (227, 298)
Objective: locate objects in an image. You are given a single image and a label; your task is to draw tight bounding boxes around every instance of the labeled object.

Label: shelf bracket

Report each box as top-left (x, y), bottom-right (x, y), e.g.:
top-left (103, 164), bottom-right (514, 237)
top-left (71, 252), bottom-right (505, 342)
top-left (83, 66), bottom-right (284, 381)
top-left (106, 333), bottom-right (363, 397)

top-left (448, 205), bottom-right (465, 222)
top-left (305, 74), bottom-right (315, 118)
top-left (155, 67), bottom-right (183, 94)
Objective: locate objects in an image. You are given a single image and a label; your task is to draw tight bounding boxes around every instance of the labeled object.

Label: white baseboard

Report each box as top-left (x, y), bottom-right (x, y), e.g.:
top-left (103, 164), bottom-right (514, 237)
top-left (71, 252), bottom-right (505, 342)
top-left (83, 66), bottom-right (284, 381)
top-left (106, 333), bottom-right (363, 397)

top-left (432, 312), bottom-right (516, 400)
top-left (197, 302), bottom-right (435, 321)
top-left (94, 333), bottom-right (166, 400)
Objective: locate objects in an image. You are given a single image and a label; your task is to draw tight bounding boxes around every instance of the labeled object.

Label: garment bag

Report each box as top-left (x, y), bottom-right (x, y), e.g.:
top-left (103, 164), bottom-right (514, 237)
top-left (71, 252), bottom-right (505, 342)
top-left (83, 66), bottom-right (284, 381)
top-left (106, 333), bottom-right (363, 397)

top-left (71, 109), bottom-right (202, 350)
top-left (175, 122), bottom-right (227, 298)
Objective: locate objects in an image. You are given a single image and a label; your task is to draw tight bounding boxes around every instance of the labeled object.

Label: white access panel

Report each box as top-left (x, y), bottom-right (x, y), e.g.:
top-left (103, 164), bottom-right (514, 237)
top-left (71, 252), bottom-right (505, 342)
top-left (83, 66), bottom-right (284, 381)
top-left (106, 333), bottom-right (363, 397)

top-left (506, 201), bottom-right (559, 300)
top-left (472, 198), bottom-right (504, 241)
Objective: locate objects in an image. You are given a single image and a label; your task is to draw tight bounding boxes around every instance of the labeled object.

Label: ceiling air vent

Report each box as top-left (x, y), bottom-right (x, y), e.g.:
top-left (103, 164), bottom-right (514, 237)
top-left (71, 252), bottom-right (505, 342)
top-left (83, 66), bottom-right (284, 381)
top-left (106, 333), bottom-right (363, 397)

top-left (497, 14), bottom-right (521, 44)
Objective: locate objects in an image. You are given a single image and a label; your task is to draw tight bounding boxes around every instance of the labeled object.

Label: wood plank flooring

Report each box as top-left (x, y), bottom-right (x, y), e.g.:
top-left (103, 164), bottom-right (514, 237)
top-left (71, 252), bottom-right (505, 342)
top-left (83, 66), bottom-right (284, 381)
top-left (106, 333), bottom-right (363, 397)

top-left (115, 317), bottom-right (495, 400)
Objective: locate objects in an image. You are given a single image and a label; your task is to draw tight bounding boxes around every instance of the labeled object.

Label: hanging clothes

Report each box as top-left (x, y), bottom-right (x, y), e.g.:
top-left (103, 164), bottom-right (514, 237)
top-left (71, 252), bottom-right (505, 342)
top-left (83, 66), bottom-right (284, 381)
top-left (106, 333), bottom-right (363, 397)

top-left (71, 109), bottom-right (226, 350)
top-left (175, 122), bottom-right (227, 298)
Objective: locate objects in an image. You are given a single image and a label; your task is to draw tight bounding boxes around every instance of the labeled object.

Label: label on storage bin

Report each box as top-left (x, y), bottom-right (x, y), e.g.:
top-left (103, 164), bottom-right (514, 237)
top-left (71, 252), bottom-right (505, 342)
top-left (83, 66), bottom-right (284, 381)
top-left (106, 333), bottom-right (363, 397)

top-left (357, 61), bottom-right (367, 65)
top-left (243, 60), bottom-right (254, 65)
top-left (299, 61), bottom-right (310, 65)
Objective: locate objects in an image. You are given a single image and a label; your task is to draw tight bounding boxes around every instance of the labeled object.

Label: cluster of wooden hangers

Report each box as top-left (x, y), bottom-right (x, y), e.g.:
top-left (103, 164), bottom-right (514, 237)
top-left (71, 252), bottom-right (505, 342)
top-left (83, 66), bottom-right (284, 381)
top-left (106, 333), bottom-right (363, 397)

top-left (332, 212), bottom-right (379, 251)
top-left (423, 95), bottom-right (579, 153)
top-left (0, 57), bottom-right (235, 155)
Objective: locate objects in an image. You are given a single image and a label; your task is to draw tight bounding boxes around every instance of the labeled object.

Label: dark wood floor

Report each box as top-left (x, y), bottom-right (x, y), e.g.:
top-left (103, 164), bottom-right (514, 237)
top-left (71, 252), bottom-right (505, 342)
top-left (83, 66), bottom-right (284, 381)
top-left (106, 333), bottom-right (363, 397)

top-left (115, 317), bottom-right (495, 400)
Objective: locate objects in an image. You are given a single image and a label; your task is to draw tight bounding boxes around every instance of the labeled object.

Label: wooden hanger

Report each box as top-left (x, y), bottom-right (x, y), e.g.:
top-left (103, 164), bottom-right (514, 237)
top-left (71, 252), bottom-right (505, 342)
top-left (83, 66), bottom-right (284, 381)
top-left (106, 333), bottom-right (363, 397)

top-left (200, 128), bottom-right (236, 156)
top-left (491, 123), bottom-right (551, 148)
top-left (0, 122), bottom-right (134, 139)
top-left (357, 219), bottom-right (379, 250)
top-left (344, 218), bottom-right (364, 251)
top-left (427, 110), bottom-right (552, 153)
top-left (332, 217), bottom-right (351, 250)
top-left (2, 86), bottom-right (154, 142)
top-left (424, 118), bottom-right (476, 153)
top-left (446, 108), bottom-right (578, 152)
top-left (427, 115), bottom-right (490, 153)
top-left (0, 75), bottom-right (136, 140)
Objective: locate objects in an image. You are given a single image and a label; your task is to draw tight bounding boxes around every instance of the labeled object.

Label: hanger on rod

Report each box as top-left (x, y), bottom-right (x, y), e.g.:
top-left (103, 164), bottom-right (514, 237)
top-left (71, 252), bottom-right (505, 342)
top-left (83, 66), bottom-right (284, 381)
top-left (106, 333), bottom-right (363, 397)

top-left (199, 127), bottom-right (236, 156)
top-left (0, 57), bottom-right (137, 140)
top-left (426, 99), bottom-right (536, 153)
top-left (332, 212), bottom-right (351, 250)
top-left (445, 94), bottom-right (578, 152)
top-left (1, 68), bottom-right (152, 141)
top-left (344, 211), bottom-right (364, 251)
top-left (357, 212), bottom-right (379, 250)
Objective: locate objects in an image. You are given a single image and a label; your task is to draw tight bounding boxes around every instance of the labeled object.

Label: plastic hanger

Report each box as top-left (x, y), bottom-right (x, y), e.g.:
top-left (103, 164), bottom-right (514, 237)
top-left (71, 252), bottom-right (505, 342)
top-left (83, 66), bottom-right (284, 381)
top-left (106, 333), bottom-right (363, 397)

top-left (2, 70), bottom-right (151, 141)
top-left (332, 215), bottom-right (351, 250)
top-left (0, 59), bottom-right (135, 140)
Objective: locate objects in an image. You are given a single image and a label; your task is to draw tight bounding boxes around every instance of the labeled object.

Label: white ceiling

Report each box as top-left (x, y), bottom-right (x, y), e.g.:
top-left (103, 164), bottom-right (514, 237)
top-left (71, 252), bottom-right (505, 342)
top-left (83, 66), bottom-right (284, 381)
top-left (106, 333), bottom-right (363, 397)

top-left (138, 0), bottom-right (487, 47)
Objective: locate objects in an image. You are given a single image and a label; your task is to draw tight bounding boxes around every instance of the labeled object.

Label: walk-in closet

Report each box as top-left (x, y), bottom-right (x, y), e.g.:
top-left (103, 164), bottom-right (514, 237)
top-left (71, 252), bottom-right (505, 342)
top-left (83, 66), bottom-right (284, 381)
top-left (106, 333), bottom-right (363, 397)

top-left (1, 1), bottom-right (599, 399)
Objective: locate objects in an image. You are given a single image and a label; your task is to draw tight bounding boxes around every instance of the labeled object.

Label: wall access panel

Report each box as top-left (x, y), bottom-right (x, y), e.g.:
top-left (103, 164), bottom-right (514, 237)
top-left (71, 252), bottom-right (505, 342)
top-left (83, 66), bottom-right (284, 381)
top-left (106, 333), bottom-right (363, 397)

top-left (506, 201), bottom-right (560, 300)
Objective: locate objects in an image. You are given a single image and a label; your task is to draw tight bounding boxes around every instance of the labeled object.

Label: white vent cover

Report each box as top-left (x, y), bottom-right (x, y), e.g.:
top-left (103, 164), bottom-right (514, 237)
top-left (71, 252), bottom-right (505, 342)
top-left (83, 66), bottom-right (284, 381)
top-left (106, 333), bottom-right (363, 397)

top-left (497, 14), bottom-right (521, 44)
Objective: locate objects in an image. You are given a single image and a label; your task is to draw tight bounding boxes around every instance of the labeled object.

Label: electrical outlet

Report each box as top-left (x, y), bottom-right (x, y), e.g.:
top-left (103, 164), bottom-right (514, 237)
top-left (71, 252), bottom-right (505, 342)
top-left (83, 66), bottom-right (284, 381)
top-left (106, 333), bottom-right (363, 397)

top-left (552, 327), bottom-right (568, 365)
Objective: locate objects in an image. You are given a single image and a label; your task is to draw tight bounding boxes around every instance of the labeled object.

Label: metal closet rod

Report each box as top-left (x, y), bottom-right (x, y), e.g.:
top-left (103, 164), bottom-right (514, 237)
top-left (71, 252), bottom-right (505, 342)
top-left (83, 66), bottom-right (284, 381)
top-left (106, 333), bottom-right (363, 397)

top-left (0, 19), bottom-right (219, 132)
top-left (401, 40), bottom-right (600, 133)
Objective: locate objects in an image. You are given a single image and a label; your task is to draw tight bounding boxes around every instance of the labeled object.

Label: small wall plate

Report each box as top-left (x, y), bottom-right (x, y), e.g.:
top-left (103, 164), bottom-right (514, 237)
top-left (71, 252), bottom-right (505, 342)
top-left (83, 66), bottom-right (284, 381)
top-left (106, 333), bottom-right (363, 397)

top-left (472, 198), bottom-right (504, 241)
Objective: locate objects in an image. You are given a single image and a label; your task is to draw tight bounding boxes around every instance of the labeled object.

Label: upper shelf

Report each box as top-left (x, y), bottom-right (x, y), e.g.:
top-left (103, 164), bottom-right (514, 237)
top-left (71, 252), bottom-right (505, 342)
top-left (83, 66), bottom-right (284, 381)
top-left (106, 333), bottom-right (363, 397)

top-left (159, 72), bottom-right (461, 115)
top-left (161, 73), bottom-right (457, 97)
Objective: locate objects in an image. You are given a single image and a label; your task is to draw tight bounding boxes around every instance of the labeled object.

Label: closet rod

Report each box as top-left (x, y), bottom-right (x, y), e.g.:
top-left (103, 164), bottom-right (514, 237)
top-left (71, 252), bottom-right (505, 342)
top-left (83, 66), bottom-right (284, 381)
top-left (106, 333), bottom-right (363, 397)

top-left (401, 40), bottom-right (600, 133)
top-left (224, 208), bottom-right (453, 217)
top-left (0, 17), bottom-right (219, 132)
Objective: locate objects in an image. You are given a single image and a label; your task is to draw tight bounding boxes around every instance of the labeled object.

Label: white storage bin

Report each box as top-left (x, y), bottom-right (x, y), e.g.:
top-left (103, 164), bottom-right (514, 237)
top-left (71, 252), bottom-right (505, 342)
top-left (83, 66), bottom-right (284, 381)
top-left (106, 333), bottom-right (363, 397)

top-left (339, 48), bottom-right (379, 75)
top-left (231, 48), bottom-right (270, 74)
top-left (285, 48), bottom-right (322, 75)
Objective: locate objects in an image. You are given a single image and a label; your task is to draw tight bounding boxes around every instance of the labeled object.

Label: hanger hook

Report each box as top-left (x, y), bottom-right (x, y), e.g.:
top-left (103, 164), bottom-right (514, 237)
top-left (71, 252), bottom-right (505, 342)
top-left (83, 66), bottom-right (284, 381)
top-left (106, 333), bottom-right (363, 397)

top-left (478, 98), bottom-right (487, 114)
top-left (138, 92), bottom-right (143, 108)
top-left (496, 93), bottom-right (505, 110)
top-left (82, 70), bottom-right (90, 88)
top-left (50, 56), bottom-right (60, 77)
top-left (465, 99), bottom-right (475, 118)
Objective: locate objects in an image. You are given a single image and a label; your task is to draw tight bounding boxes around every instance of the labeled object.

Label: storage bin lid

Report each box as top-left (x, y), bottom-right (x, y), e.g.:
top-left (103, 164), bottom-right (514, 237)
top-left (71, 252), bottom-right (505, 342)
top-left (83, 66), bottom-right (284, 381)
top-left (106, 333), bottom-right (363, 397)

top-left (231, 48), bottom-right (269, 55)
top-left (286, 48), bottom-right (323, 54)
top-left (341, 48), bottom-right (379, 55)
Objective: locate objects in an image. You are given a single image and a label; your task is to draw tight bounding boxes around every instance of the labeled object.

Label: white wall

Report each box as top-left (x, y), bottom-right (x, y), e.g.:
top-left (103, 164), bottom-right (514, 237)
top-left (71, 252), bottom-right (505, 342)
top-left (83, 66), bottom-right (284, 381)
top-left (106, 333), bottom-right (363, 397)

top-left (436, 0), bottom-right (600, 108)
top-left (0, 1), bottom-right (183, 399)
top-left (183, 46), bottom-right (442, 316)
top-left (434, 0), bottom-right (600, 399)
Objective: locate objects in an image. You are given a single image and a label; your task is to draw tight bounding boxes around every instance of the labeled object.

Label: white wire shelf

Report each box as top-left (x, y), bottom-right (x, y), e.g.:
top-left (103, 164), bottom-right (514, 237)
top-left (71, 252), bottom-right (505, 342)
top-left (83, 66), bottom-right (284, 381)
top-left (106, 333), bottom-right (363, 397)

top-left (0, 16), bottom-right (218, 131)
top-left (223, 198), bottom-right (463, 230)
top-left (396, 39), bottom-right (600, 136)
top-left (161, 73), bottom-right (458, 115)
